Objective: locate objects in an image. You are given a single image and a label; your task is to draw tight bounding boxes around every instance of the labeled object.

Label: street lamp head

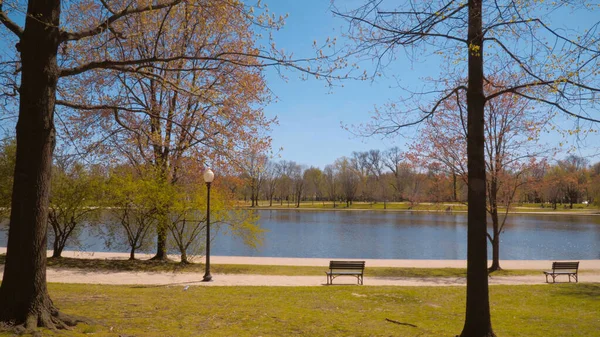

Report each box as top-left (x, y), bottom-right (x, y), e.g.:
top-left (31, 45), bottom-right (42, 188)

top-left (203, 168), bottom-right (215, 183)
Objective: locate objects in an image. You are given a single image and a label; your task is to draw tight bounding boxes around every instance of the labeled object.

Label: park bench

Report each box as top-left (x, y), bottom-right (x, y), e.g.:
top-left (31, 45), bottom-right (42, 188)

top-left (325, 260), bottom-right (365, 285)
top-left (543, 261), bottom-right (579, 283)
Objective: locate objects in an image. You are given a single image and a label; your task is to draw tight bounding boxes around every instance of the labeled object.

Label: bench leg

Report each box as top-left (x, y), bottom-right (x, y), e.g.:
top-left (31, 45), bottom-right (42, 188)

top-left (545, 274), bottom-right (549, 283)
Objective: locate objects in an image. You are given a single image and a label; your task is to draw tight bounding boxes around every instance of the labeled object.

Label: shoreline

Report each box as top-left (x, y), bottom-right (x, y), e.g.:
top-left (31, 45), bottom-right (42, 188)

top-left (239, 206), bottom-right (600, 216)
top-left (2, 248), bottom-right (599, 270)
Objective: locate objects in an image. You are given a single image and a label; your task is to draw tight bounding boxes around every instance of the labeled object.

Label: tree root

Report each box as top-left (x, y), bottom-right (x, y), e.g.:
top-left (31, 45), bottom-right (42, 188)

top-left (3, 309), bottom-right (91, 335)
top-left (149, 255), bottom-right (171, 262)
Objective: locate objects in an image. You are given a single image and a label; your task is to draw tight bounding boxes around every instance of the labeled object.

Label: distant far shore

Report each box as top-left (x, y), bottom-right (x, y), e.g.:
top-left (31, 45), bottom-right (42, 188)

top-left (240, 203), bottom-right (600, 216)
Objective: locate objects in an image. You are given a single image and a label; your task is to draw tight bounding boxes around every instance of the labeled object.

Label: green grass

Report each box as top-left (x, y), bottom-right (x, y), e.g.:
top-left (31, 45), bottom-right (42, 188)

top-left (0, 254), bottom-right (544, 277)
top-left (241, 200), bottom-right (599, 214)
top-left (1, 283), bottom-right (599, 336)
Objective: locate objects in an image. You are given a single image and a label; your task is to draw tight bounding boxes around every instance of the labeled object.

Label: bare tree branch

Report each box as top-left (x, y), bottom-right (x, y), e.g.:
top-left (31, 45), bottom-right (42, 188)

top-left (0, 0), bottom-right (23, 39)
top-left (59, 0), bottom-right (183, 42)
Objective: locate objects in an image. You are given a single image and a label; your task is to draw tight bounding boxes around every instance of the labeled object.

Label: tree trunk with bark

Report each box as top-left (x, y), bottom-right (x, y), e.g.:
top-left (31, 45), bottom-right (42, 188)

top-left (52, 240), bottom-right (64, 259)
top-left (460, 0), bottom-right (496, 336)
top-left (180, 251), bottom-right (188, 264)
top-left (489, 234), bottom-right (500, 272)
top-left (488, 173), bottom-right (502, 272)
top-left (0, 0), bottom-right (82, 329)
top-left (151, 160), bottom-right (169, 261)
top-left (453, 171), bottom-right (458, 201)
top-left (152, 217), bottom-right (168, 260)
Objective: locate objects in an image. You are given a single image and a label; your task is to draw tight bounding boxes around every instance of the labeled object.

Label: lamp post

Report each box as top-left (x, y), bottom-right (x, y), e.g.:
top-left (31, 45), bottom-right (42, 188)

top-left (202, 168), bottom-right (214, 282)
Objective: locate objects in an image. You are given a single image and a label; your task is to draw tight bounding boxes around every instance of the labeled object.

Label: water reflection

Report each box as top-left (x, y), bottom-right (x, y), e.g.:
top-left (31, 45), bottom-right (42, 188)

top-left (214, 210), bottom-right (598, 260)
top-left (0, 210), bottom-right (599, 260)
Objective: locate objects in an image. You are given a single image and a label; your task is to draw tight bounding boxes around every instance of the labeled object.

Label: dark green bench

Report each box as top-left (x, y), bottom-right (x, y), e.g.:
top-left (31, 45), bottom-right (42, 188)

top-left (325, 260), bottom-right (365, 285)
top-left (543, 261), bottom-right (579, 283)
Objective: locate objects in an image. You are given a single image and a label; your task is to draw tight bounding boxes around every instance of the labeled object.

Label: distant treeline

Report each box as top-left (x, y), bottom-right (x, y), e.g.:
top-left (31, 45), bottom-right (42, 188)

top-left (231, 148), bottom-right (599, 210)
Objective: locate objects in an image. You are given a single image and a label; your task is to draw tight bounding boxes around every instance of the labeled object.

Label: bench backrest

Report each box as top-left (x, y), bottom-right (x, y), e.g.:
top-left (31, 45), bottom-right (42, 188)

top-left (552, 261), bottom-right (579, 270)
top-left (329, 261), bottom-right (365, 270)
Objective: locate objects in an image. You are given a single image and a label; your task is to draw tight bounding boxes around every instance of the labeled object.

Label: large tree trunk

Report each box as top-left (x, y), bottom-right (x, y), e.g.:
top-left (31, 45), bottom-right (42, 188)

top-left (488, 195), bottom-right (501, 272)
top-left (251, 181), bottom-right (256, 207)
top-left (460, 0), bottom-right (495, 336)
top-left (49, 218), bottom-right (69, 258)
top-left (0, 0), bottom-right (79, 329)
top-left (52, 239), bottom-right (64, 259)
top-left (152, 163), bottom-right (169, 261)
top-left (489, 234), bottom-right (500, 272)
top-left (152, 219), bottom-right (168, 260)
top-left (453, 171), bottom-right (458, 201)
top-left (180, 250), bottom-right (188, 264)
top-left (487, 171), bottom-right (502, 272)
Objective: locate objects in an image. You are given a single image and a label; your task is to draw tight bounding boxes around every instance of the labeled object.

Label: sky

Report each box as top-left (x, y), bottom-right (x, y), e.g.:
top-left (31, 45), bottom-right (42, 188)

top-left (258, 0), bottom-right (431, 169)
top-left (0, 1), bottom-right (598, 169)
top-left (258, 1), bottom-right (600, 169)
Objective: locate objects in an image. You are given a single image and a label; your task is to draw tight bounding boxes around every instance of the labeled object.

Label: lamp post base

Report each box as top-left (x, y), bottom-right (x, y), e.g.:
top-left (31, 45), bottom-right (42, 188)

top-left (202, 274), bottom-right (212, 282)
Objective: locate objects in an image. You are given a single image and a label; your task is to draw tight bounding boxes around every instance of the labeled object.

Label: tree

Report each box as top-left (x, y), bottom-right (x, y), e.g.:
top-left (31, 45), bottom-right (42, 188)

top-left (48, 161), bottom-right (101, 258)
top-left (351, 151), bottom-right (371, 201)
top-left (104, 168), bottom-right (161, 261)
top-left (262, 160), bottom-right (279, 207)
top-left (334, 157), bottom-right (360, 207)
top-left (336, 1), bottom-right (600, 335)
top-left (303, 167), bottom-right (323, 204)
top-left (166, 178), bottom-right (262, 264)
top-left (0, 0), bottom-right (342, 328)
top-left (242, 151), bottom-right (269, 208)
top-left (59, 2), bottom-right (275, 261)
top-left (290, 163), bottom-right (306, 208)
top-left (557, 155), bottom-right (589, 208)
top-left (323, 164), bottom-right (339, 208)
top-left (276, 161), bottom-right (294, 206)
top-left (383, 147), bottom-right (411, 201)
top-left (413, 78), bottom-right (549, 271)
top-left (542, 165), bottom-right (566, 209)
top-left (365, 149), bottom-right (390, 208)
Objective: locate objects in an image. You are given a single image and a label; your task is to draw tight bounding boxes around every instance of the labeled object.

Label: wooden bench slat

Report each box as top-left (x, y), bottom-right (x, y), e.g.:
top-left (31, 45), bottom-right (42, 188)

top-left (326, 260), bottom-right (365, 285)
top-left (544, 261), bottom-right (579, 283)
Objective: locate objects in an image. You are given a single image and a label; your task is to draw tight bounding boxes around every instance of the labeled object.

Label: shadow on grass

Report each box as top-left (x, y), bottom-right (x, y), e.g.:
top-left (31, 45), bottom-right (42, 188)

top-left (129, 280), bottom-right (204, 289)
top-left (0, 254), bottom-right (546, 278)
top-left (554, 283), bottom-right (600, 299)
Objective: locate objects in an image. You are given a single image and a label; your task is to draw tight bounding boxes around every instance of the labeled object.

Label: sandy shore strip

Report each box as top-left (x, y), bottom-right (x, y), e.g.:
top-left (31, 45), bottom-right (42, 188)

top-left (2, 248), bottom-right (599, 286)
top-left (2, 248), bottom-right (600, 270)
top-left (1, 269), bottom-right (598, 287)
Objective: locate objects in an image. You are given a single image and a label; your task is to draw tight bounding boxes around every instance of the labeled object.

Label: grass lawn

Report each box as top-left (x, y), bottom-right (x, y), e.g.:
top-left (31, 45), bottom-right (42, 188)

top-left (0, 283), bottom-right (598, 336)
top-left (29, 256), bottom-right (542, 277)
top-left (240, 200), bottom-right (600, 214)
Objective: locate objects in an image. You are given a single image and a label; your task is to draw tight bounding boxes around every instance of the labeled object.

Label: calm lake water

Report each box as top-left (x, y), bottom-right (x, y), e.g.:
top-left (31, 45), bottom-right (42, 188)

top-left (1, 210), bottom-right (600, 260)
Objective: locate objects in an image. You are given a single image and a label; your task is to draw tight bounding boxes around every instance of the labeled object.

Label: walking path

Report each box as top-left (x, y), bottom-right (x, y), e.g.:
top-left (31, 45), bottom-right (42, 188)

top-left (35, 269), bottom-right (600, 287)
top-left (2, 249), bottom-right (599, 287)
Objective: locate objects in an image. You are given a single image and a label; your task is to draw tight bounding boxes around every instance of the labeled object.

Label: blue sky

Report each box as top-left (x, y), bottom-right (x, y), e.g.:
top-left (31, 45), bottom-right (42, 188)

top-left (259, 1), bottom-right (600, 169)
top-left (1, 1), bottom-right (598, 168)
top-left (260, 0), bottom-right (429, 168)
